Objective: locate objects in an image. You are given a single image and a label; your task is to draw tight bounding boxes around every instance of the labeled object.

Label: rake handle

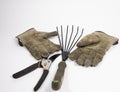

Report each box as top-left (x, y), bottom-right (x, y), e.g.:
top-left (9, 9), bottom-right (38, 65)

top-left (52, 61), bottom-right (66, 90)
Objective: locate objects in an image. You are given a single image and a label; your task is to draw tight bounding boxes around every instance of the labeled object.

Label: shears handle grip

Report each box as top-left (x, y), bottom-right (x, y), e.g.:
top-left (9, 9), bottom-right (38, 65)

top-left (12, 62), bottom-right (40, 79)
top-left (34, 70), bottom-right (49, 91)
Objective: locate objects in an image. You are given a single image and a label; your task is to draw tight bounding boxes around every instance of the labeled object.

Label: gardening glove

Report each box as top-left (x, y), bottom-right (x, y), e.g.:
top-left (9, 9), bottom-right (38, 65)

top-left (16, 28), bottom-right (61, 60)
top-left (69, 31), bottom-right (119, 67)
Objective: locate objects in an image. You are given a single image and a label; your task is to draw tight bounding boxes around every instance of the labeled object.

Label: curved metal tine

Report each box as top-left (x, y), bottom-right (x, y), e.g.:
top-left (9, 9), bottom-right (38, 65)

top-left (61, 25), bottom-right (64, 51)
top-left (66, 25), bottom-right (74, 52)
top-left (56, 27), bottom-right (62, 47)
top-left (68, 26), bottom-right (79, 51)
top-left (69, 27), bottom-right (84, 52)
top-left (65, 25), bottom-right (69, 51)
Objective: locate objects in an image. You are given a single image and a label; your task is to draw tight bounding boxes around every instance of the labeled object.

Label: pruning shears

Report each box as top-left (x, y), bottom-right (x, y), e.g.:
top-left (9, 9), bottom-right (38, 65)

top-left (13, 54), bottom-right (60, 91)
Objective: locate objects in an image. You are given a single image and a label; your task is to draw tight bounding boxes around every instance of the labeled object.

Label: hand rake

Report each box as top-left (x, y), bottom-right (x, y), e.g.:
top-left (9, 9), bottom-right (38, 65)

top-left (52, 25), bottom-right (84, 90)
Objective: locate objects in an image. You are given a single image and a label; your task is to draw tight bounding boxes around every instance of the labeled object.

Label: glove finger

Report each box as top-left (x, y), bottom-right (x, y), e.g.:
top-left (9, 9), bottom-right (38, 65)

top-left (33, 51), bottom-right (42, 60)
top-left (34, 32), bottom-right (48, 40)
top-left (84, 58), bottom-right (92, 67)
top-left (42, 40), bottom-right (61, 54)
top-left (39, 46), bottom-right (49, 58)
top-left (46, 31), bottom-right (58, 38)
top-left (77, 32), bottom-right (100, 47)
top-left (29, 44), bottom-right (49, 59)
top-left (82, 49), bottom-right (93, 67)
top-left (35, 31), bottom-right (58, 39)
top-left (48, 44), bottom-right (61, 53)
top-left (29, 45), bottom-right (43, 60)
top-left (77, 54), bottom-right (86, 66)
top-left (91, 53), bottom-right (103, 66)
top-left (69, 48), bottom-right (82, 61)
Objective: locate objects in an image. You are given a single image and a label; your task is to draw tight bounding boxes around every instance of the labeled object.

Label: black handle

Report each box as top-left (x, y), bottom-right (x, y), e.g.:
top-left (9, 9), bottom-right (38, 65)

top-left (13, 62), bottom-right (40, 79)
top-left (52, 61), bottom-right (66, 90)
top-left (34, 70), bottom-right (49, 91)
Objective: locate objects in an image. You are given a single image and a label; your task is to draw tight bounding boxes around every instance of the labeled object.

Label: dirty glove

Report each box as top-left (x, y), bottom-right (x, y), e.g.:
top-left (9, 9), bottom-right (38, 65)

top-left (69, 31), bottom-right (119, 67)
top-left (16, 28), bottom-right (60, 60)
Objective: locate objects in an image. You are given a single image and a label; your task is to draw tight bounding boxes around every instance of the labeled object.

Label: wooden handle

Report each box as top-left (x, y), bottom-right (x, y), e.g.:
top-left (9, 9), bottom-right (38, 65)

top-left (52, 61), bottom-right (66, 90)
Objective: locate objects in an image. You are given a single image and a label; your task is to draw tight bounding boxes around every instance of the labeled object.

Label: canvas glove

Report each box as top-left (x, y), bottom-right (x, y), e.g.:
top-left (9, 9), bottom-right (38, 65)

top-left (69, 31), bottom-right (119, 67)
top-left (16, 28), bottom-right (60, 60)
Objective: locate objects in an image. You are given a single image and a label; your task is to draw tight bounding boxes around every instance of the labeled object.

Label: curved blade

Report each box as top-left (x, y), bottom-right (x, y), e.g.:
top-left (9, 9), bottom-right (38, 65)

top-left (49, 54), bottom-right (60, 62)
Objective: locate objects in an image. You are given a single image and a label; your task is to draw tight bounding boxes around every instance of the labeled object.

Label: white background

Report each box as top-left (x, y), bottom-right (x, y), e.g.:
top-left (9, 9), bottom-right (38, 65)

top-left (0, 0), bottom-right (120, 92)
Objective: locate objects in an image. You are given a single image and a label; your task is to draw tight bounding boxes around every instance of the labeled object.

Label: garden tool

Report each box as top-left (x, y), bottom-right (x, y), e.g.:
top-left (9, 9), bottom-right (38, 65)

top-left (69, 31), bottom-right (119, 67)
top-left (52, 25), bottom-right (84, 90)
top-left (13, 53), bottom-right (60, 91)
top-left (16, 28), bottom-right (60, 60)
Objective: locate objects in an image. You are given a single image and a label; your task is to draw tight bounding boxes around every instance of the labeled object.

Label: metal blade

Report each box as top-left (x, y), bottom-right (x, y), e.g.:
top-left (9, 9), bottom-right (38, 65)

top-left (49, 54), bottom-right (60, 62)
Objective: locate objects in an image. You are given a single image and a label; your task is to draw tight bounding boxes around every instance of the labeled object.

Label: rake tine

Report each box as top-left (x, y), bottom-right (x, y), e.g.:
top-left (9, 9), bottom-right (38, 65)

top-left (68, 26), bottom-right (79, 51)
top-left (66, 25), bottom-right (74, 51)
top-left (69, 27), bottom-right (84, 52)
top-left (56, 27), bottom-right (62, 47)
top-left (65, 25), bottom-right (69, 51)
top-left (61, 25), bottom-right (64, 51)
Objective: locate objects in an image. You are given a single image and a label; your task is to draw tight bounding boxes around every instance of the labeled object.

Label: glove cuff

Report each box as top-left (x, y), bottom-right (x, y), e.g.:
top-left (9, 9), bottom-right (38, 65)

top-left (16, 28), bottom-right (37, 46)
top-left (95, 31), bottom-right (119, 46)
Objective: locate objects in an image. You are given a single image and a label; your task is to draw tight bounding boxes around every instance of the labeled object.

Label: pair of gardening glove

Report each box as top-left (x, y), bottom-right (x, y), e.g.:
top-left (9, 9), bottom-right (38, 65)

top-left (17, 28), bottom-right (60, 60)
top-left (17, 29), bottom-right (119, 66)
top-left (69, 31), bottom-right (119, 67)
